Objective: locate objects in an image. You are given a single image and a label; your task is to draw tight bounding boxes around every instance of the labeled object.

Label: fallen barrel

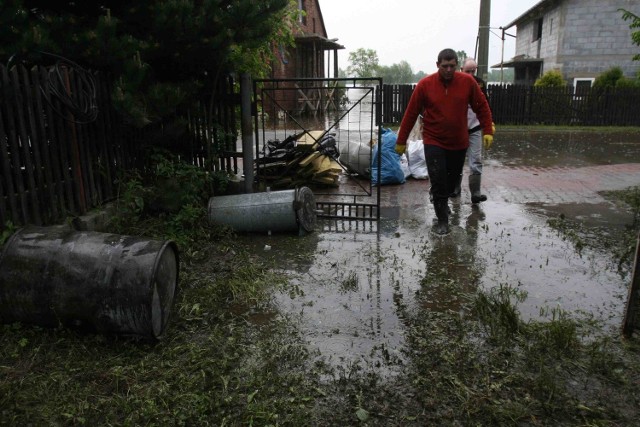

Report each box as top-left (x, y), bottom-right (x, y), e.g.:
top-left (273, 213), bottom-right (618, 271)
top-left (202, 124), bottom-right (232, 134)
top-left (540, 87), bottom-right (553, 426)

top-left (208, 186), bottom-right (317, 234)
top-left (0, 226), bottom-right (178, 339)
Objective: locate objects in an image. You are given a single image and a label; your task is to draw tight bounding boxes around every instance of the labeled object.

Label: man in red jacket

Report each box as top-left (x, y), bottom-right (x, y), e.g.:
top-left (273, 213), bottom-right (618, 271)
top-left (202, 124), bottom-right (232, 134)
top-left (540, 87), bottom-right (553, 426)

top-left (395, 48), bottom-right (493, 235)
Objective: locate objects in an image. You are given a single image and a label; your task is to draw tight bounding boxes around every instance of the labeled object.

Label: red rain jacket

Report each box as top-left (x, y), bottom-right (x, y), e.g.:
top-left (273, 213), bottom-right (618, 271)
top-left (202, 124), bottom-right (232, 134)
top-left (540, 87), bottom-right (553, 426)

top-left (396, 71), bottom-right (493, 150)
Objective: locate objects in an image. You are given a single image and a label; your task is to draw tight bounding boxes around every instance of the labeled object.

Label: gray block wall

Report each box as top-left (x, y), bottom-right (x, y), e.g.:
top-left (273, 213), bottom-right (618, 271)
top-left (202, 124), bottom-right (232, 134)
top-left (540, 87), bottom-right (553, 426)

top-left (513, 0), bottom-right (639, 81)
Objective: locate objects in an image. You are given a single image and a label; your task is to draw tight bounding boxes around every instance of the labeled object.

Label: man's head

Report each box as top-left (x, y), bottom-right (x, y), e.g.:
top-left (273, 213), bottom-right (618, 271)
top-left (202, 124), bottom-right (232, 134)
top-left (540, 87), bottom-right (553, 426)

top-left (462, 58), bottom-right (478, 75)
top-left (436, 48), bottom-right (458, 81)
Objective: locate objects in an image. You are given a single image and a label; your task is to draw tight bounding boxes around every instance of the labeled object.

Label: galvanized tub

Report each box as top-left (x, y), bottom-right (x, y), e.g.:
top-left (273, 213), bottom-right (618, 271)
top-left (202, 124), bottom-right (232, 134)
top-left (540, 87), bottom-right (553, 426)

top-left (0, 226), bottom-right (178, 339)
top-left (208, 187), bottom-right (317, 234)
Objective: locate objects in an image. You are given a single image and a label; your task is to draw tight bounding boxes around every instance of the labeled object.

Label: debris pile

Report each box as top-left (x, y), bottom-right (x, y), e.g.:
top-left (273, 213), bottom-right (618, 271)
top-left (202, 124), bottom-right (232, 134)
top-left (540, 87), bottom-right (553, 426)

top-left (255, 130), bottom-right (343, 188)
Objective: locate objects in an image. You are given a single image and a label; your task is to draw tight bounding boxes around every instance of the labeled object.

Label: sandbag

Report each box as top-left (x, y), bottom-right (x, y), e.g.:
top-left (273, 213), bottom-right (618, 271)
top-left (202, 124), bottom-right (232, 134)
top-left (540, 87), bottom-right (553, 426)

top-left (371, 128), bottom-right (406, 186)
top-left (407, 139), bottom-right (429, 179)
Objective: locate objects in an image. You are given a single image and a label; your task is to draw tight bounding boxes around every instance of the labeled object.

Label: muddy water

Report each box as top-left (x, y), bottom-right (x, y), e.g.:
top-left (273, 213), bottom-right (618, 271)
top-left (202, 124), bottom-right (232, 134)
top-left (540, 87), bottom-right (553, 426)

top-left (488, 129), bottom-right (640, 167)
top-left (236, 131), bottom-right (640, 375)
top-left (238, 203), bottom-right (629, 376)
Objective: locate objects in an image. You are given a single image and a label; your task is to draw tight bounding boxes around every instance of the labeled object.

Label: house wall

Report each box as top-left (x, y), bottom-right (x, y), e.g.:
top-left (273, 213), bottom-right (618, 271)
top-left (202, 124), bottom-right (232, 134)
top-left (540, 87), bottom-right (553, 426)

top-left (539, 7), bottom-right (562, 70)
top-left (301, 0), bottom-right (326, 37)
top-left (272, 0), bottom-right (328, 80)
top-left (513, 0), bottom-right (639, 82)
top-left (560, 0), bottom-right (639, 80)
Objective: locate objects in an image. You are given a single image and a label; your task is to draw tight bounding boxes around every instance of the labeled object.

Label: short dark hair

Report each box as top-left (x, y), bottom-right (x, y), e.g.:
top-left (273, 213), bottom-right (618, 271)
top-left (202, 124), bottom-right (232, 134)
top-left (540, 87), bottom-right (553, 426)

top-left (437, 48), bottom-right (458, 64)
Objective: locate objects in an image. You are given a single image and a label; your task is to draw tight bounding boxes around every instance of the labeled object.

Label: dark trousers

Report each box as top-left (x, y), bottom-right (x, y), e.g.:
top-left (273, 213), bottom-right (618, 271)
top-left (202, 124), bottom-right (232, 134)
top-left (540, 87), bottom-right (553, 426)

top-left (424, 145), bottom-right (467, 203)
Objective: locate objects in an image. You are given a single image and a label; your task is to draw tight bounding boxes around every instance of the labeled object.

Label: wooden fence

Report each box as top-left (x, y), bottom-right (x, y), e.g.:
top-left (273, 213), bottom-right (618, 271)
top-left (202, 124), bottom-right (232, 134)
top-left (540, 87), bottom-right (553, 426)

top-left (3, 68), bottom-right (637, 233)
top-left (381, 83), bottom-right (640, 126)
top-left (381, 84), bottom-right (415, 125)
top-left (488, 85), bottom-right (640, 126)
top-left (0, 63), bottom-right (237, 232)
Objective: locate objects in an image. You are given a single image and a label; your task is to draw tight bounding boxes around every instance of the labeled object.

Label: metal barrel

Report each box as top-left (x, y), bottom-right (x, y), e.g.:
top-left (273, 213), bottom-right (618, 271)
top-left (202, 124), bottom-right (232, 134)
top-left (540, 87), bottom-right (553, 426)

top-left (208, 187), bottom-right (317, 233)
top-left (0, 226), bottom-right (178, 339)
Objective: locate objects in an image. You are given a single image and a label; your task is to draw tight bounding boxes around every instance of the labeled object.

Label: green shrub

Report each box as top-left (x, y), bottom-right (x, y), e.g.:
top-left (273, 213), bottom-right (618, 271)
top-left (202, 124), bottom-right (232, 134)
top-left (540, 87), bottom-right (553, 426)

top-left (615, 76), bottom-right (640, 88)
top-left (593, 66), bottom-right (624, 88)
top-left (534, 70), bottom-right (566, 87)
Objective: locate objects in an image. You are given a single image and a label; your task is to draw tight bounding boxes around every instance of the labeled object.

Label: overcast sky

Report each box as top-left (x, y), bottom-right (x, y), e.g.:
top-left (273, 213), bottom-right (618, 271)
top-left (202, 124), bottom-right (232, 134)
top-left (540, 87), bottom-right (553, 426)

top-left (319, 0), bottom-right (541, 74)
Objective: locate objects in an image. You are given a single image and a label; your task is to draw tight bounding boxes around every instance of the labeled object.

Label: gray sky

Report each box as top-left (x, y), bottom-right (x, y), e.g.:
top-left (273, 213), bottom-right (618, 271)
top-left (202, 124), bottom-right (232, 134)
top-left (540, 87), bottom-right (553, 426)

top-left (319, 0), bottom-right (541, 74)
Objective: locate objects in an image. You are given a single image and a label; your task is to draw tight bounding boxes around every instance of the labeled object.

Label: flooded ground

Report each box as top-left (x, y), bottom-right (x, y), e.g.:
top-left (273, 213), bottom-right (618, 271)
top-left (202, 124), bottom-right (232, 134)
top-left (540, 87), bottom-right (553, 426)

top-left (3, 129), bottom-right (640, 426)
top-left (235, 129), bottom-right (640, 377)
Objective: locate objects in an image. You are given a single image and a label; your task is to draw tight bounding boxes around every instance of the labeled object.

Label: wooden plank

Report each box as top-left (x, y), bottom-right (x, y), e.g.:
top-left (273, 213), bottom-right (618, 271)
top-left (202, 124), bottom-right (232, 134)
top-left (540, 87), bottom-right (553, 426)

top-left (0, 94), bottom-right (20, 225)
top-left (30, 66), bottom-right (60, 221)
top-left (60, 66), bottom-right (87, 214)
top-left (82, 77), bottom-right (104, 205)
top-left (46, 68), bottom-right (77, 215)
top-left (2, 66), bottom-right (30, 224)
top-left (298, 151), bottom-right (321, 167)
top-left (11, 66), bottom-right (42, 224)
top-left (70, 68), bottom-right (98, 207)
top-left (95, 73), bottom-right (116, 200)
top-left (38, 66), bottom-right (74, 217)
top-left (622, 232), bottom-right (640, 338)
top-left (312, 175), bottom-right (338, 186)
top-left (296, 130), bottom-right (324, 147)
top-left (20, 65), bottom-right (52, 223)
top-left (0, 120), bottom-right (12, 225)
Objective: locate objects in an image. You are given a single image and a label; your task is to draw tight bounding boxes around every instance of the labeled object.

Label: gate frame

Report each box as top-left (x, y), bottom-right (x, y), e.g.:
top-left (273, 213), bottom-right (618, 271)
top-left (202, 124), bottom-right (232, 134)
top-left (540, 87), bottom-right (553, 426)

top-left (252, 77), bottom-right (382, 222)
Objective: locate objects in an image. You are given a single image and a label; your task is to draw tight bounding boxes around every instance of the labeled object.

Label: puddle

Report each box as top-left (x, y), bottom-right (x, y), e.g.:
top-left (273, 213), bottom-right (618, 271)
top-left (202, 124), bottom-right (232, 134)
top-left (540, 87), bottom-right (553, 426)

top-left (231, 131), bottom-right (639, 376)
top-left (490, 130), bottom-right (640, 168)
top-left (235, 199), bottom-right (631, 377)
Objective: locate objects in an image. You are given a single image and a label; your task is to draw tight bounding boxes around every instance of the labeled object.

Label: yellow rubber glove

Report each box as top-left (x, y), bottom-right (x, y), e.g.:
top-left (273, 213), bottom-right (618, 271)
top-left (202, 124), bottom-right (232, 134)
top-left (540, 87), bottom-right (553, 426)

top-left (483, 134), bottom-right (493, 150)
top-left (492, 122), bottom-right (496, 134)
top-left (395, 144), bottom-right (406, 155)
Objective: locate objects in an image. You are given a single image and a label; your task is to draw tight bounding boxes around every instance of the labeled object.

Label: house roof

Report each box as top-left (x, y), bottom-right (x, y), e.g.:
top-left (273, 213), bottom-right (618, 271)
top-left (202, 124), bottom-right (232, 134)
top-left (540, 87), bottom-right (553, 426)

top-left (293, 0), bottom-right (344, 51)
top-left (492, 55), bottom-right (543, 69)
top-left (316, 0), bottom-right (329, 39)
top-left (502, 0), bottom-right (562, 30)
top-left (295, 34), bottom-right (344, 51)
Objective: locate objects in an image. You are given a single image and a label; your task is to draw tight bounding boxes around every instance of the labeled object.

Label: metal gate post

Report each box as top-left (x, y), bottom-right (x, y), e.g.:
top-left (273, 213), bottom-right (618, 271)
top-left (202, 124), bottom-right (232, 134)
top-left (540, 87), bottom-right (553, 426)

top-left (240, 72), bottom-right (254, 193)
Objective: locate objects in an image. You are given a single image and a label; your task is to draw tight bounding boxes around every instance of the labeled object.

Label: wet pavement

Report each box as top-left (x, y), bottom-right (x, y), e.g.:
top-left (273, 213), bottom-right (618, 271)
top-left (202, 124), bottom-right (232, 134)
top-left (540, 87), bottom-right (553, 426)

top-left (238, 129), bottom-right (640, 376)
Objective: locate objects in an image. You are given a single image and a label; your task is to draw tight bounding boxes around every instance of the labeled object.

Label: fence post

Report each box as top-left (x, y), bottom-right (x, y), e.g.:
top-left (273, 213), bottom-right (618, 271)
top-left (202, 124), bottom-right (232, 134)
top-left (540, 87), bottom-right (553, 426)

top-left (622, 232), bottom-right (640, 338)
top-left (240, 72), bottom-right (254, 193)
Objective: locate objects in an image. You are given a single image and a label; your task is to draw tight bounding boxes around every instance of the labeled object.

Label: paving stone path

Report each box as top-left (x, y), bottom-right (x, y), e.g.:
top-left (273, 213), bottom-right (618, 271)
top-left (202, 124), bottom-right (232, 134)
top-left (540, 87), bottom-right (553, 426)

top-left (381, 162), bottom-right (640, 208)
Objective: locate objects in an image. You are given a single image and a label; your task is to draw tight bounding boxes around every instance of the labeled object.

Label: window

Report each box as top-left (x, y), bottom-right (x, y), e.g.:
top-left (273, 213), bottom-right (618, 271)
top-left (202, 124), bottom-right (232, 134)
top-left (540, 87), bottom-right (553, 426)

top-left (298, 0), bottom-right (307, 25)
top-left (573, 78), bottom-right (594, 95)
top-left (533, 18), bottom-right (543, 41)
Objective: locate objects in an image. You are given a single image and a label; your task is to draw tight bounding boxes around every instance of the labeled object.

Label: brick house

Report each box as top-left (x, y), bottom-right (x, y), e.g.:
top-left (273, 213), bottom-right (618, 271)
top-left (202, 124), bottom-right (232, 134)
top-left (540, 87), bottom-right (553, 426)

top-left (494, 0), bottom-right (640, 87)
top-left (271, 0), bottom-right (343, 80)
top-left (268, 0), bottom-right (344, 115)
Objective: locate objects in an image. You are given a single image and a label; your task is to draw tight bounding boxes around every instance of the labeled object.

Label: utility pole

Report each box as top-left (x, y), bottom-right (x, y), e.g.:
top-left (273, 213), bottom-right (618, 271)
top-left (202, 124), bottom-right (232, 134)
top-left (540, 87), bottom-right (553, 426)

top-left (477, 0), bottom-right (491, 81)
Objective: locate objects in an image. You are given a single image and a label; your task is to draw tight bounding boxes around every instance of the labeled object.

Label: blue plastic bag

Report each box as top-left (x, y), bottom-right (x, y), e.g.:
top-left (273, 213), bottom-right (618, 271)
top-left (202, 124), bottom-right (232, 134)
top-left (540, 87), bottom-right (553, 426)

top-left (371, 128), bottom-right (406, 186)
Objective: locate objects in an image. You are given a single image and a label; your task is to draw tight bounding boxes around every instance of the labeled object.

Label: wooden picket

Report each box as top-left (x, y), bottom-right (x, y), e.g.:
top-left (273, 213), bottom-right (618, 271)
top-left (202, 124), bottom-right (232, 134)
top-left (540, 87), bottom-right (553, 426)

top-left (622, 233), bottom-right (640, 338)
top-left (0, 64), bottom-right (238, 232)
top-left (381, 83), bottom-right (640, 126)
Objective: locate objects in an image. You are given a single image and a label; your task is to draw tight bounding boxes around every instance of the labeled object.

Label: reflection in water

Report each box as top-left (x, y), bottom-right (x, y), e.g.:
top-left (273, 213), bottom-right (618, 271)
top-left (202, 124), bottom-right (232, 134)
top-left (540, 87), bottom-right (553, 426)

top-left (271, 229), bottom-right (416, 378)
top-left (226, 131), bottom-right (638, 379)
top-left (490, 130), bottom-right (640, 168)
top-left (418, 205), bottom-right (486, 313)
top-left (236, 195), bottom-right (629, 376)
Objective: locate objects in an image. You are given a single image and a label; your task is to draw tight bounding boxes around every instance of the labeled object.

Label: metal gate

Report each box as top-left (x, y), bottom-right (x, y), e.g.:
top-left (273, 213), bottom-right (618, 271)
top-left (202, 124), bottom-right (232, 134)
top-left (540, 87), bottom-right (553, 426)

top-left (253, 78), bottom-right (382, 226)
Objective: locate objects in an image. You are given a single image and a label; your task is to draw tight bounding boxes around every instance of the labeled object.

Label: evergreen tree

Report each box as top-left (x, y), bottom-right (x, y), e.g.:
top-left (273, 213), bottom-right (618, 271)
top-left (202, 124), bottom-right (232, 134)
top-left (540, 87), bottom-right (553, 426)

top-left (1, 0), bottom-right (294, 126)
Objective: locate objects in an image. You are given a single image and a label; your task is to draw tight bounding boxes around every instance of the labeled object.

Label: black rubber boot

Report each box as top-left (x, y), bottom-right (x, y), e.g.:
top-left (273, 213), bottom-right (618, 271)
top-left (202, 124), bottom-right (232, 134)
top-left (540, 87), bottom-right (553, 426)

top-left (469, 174), bottom-right (487, 204)
top-left (433, 200), bottom-right (450, 235)
top-left (450, 173), bottom-right (463, 198)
